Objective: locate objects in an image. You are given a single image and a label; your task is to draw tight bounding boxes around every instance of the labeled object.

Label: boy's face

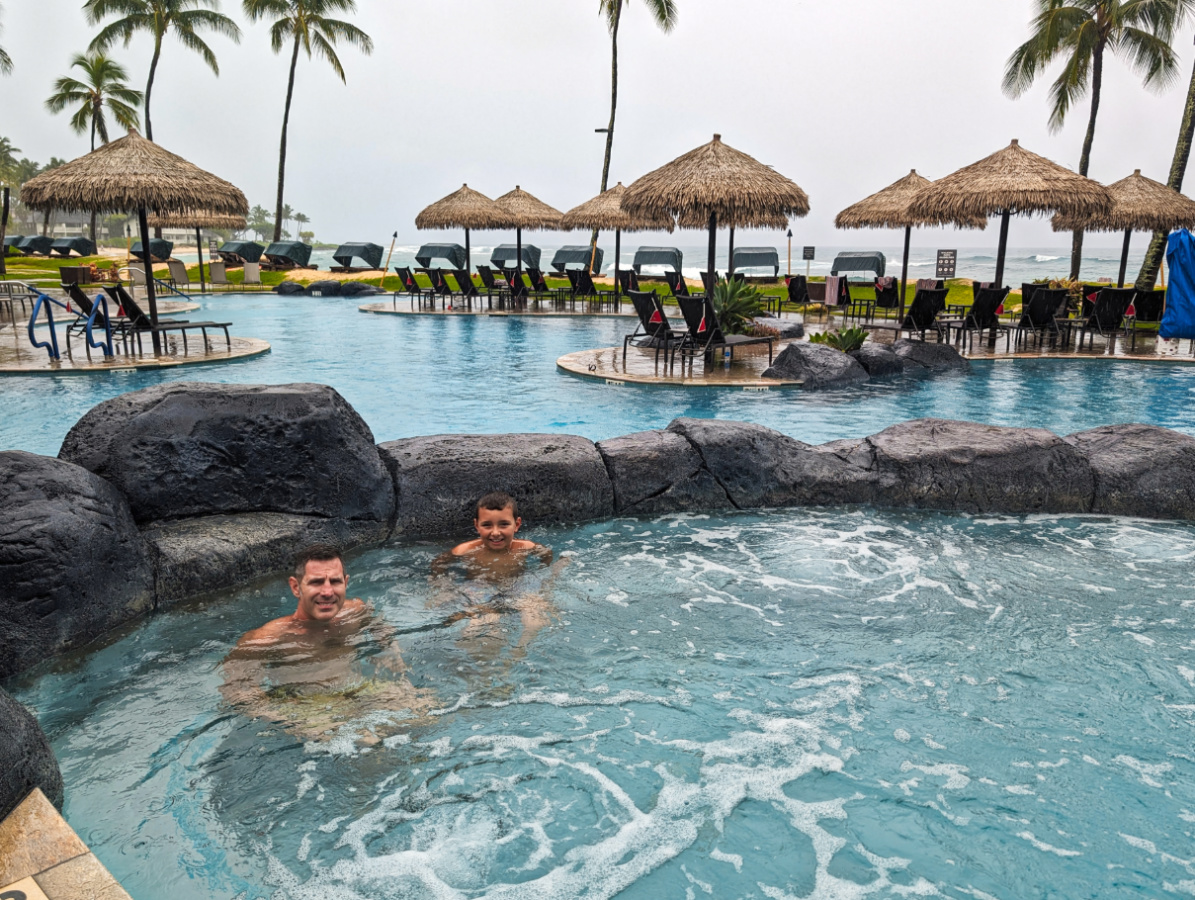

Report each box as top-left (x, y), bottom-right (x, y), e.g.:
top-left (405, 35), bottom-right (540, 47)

top-left (474, 504), bottom-right (522, 552)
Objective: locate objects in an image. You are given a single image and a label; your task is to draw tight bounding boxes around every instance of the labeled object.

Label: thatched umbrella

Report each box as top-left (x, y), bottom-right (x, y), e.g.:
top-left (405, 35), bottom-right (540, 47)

top-left (494, 186), bottom-right (562, 279)
top-left (622, 134), bottom-right (810, 292)
top-left (1051, 169), bottom-right (1195, 287)
top-left (148, 209), bottom-right (248, 292)
top-left (836, 169), bottom-right (986, 319)
top-left (415, 184), bottom-right (510, 273)
top-left (560, 182), bottom-right (673, 297)
top-left (908, 139), bottom-right (1112, 287)
top-left (20, 129), bottom-right (247, 353)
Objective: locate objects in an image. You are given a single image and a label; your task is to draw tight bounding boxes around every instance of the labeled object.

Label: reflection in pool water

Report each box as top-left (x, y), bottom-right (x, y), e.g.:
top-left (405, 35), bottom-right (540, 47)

top-left (10, 508), bottom-right (1195, 898)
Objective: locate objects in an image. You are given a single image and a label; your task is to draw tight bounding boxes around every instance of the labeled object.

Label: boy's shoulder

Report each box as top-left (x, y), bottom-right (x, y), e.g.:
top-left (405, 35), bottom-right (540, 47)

top-left (450, 539), bottom-right (484, 556)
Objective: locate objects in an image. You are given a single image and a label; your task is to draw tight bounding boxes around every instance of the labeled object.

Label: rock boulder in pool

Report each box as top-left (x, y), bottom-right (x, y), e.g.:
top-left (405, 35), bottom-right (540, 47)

top-left (665, 418), bottom-right (877, 507)
top-left (892, 339), bottom-right (969, 371)
top-left (762, 341), bottom-right (870, 388)
top-left (866, 418), bottom-right (1093, 513)
top-left (306, 280), bottom-right (342, 296)
top-left (849, 343), bottom-right (903, 377)
top-left (1065, 423), bottom-right (1195, 519)
top-left (340, 281), bottom-right (381, 297)
top-left (596, 429), bottom-right (731, 515)
top-left (0, 688), bottom-right (64, 819)
top-left (0, 451), bottom-right (155, 679)
top-left (60, 383), bottom-right (394, 526)
top-left (275, 281), bottom-right (305, 295)
top-left (380, 433), bottom-right (614, 537)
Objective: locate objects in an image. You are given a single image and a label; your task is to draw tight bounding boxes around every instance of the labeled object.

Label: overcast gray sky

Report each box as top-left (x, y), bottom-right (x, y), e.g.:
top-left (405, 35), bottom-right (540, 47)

top-left (3, 0), bottom-right (1192, 248)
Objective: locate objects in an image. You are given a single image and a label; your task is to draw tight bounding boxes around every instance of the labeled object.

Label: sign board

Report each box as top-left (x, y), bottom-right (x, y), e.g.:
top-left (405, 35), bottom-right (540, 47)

top-left (802, 246), bottom-right (815, 261)
top-left (936, 249), bottom-right (957, 280)
top-left (208, 239), bottom-right (219, 253)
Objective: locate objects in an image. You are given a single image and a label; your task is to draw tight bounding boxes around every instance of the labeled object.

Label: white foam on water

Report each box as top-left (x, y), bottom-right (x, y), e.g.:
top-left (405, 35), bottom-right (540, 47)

top-left (1017, 832), bottom-right (1082, 857)
top-left (709, 848), bottom-right (742, 872)
top-left (1114, 755), bottom-right (1174, 788)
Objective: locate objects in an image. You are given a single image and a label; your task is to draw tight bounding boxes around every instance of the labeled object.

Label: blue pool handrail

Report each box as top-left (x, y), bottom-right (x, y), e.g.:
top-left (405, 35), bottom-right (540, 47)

top-left (27, 290), bottom-right (65, 360)
top-left (81, 290), bottom-right (115, 357)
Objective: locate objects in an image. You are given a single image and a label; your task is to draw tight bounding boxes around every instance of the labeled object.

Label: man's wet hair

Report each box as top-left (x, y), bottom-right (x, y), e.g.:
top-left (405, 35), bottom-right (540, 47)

top-left (476, 491), bottom-right (518, 518)
top-left (292, 543), bottom-right (344, 580)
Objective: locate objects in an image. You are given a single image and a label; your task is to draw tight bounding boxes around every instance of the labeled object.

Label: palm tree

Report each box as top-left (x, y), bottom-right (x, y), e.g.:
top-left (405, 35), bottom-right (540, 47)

top-left (1003, 0), bottom-right (1186, 279)
top-left (0, 3), bottom-right (14, 75)
top-left (46, 52), bottom-right (143, 243)
top-left (242, 0), bottom-right (372, 243)
top-left (279, 202), bottom-right (294, 236)
top-left (84, 0), bottom-right (242, 141)
top-left (593, 0), bottom-right (676, 254)
top-left (0, 136), bottom-right (19, 181)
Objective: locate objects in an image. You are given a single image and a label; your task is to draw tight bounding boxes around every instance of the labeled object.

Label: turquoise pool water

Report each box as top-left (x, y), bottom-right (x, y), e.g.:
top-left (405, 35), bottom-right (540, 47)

top-left (4, 292), bottom-right (1195, 456)
top-left (8, 508), bottom-right (1195, 898)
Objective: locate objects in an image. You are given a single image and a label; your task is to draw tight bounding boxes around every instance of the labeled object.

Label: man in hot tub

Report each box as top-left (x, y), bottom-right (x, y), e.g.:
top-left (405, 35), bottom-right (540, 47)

top-left (220, 544), bottom-right (435, 739)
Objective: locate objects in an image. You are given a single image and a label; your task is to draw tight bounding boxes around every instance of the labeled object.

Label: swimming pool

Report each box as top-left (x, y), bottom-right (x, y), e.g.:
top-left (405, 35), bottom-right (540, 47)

top-left (8, 508), bottom-right (1194, 898)
top-left (4, 292), bottom-right (1195, 457)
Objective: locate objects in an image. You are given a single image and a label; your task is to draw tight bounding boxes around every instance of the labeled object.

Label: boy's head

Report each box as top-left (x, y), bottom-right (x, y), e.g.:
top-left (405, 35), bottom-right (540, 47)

top-left (473, 492), bottom-right (521, 552)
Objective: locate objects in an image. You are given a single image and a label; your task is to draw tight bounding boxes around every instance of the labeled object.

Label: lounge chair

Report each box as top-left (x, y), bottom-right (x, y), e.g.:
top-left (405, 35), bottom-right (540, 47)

top-left (569, 268), bottom-right (617, 310)
top-left (63, 283), bottom-right (129, 354)
top-left (419, 268), bottom-right (453, 306)
top-left (475, 265), bottom-right (510, 307)
top-left (102, 284), bottom-right (232, 354)
top-left (673, 293), bottom-right (775, 368)
top-left (394, 266), bottom-right (434, 308)
top-left (617, 269), bottom-right (641, 293)
top-left (208, 259), bottom-right (230, 290)
top-left (450, 269), bottom-right (482, 308)
top-left (1134, 288), bottom-right (1165, 323)
top-left (874, 277), bottom-right (900, 311)
top-left (867, 287), bottom-right (948, 341)
top-left (241, 262), bottom-right (263, 290)
top-left (502, 268), bottom-right (529, 306)
top-left (784, 274), bottom-right (809, 309)
top-left (699, 271), bottom-right (718, 295)
top-left (623, 289), bottom-right (687, 365)
top-left (1074, 287), bottom-right (1143, 351)
top-left (527, 267), bottom-right (570, 307)
top-left (664, 271), bottom-right (693, 298)
top-left (1014, 287), bottom-right (1069, 348)
top-left (167, 260), bottom-right (191, 289)
top-left (944, 286), bottom-right (1011, 353)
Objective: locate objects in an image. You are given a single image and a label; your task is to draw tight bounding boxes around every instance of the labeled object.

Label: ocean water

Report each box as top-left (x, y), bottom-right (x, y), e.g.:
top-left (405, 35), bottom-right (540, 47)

top-left (7, 508), bottom-right (1195, 898)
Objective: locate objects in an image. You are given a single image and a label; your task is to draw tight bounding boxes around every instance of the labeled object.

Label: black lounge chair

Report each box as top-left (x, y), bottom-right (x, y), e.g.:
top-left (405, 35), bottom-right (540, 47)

top-left (867, 287), bottom-right (948, 341)
top-left (945, 286), bottom-right (1011, 353)
top-left (784, 275), bottom-right (809, 308)
top-left (1074, 287), bottom-right (1143, 351)
top-left (569, 268), bottom-right (617, 309)
top-left (617, 269), bottom-right (641, 293)
top-left (475, 265), bottom-right (511, 306)
top-left (502, 267), bottom-right (530, 306)
top-left (419, 267), bottom-right (453, 306)
top-left (102, 284), bottom-right (231, 354)
top-left (673, 293), bottom-right (775, 368)
top-left (699, 271), bottom-right (718, 295)
top-left (874, 277), bottom-right (900, 311)
top-left (664, 270), bottom-right (693, 298)
top-left (449, 269), bottom-right (482, 307)
top-left (527, 267), bottom-right (570, 307)
top-left (623, 289), bottom-right (687, 365)
top-left (1134, 288), bottom-right (1165, 323)
top-left (394, 266), bottom-right (434, 307)
top-left (63, 283), bottom-right (130, 354)
top-left (1014, 287), bottom-right (1069, 348)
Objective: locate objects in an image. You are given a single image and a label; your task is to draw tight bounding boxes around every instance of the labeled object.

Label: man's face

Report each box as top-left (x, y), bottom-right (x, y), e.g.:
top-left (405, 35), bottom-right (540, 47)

top-left (289, 558), bottom-right (348, 622)
top-left (474, 504), bottom-right (522, 552)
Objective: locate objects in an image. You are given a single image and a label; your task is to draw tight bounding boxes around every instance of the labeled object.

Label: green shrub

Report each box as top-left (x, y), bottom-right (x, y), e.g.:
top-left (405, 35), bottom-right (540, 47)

top-left (712, 278), bottom-right (765, 335)
top-left (809, 327), bottom-right (868, 353)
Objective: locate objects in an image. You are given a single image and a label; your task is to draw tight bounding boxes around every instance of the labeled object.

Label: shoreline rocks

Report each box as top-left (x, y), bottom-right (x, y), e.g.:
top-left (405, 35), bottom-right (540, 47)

top-left (0, 688), bottom-right (63, 821)
top-left (762, 338), bottom-right (968, 387)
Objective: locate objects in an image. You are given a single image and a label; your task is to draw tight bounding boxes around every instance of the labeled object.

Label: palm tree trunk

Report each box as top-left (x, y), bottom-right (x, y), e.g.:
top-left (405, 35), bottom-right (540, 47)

top-left (42, 208), bottom-right (50, 238)
top-left (89, 117), bottom-right (97, 244)
top-left (590, 0), bottom-right (621, 265)
top-left (144, 35), bottom-right (162, 142)
top-left (274, 33), bottom-right (301, 244)
top-left (1069, 41), bottom-right (1104, 281)
top-left (1135, 54), bottom-right (1195, 291)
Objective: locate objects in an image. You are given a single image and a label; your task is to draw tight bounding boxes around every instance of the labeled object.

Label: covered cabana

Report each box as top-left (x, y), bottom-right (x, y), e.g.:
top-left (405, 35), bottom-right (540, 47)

top-left (216, 240), bottom-right (264, 266)
top-left (50, 237), bottom-right (96, 258)
top-left (836, 169), bottom-right (986, 319)
top-left (731, 247), bottom-right (779, 276)
top-left (831, 252), bottom-right (886, 278)
top-left (3, 235), bottom-right (25, 254)
top-left (263, 240), bottom-right (313, 270)
top-left (16, 235), bottom-right (52, 256)
top-left (632, 246), bottom-right (683, 274)
top-left (415, 243), bottom-right (467, 269)
top-left (490, 244), bottom-right (541, 270)
top-left (623, 134), bottom-right (809, 293)
top-left (909, 139), bottom-right (1111, 287)
top-left (415, 184), bottom-right (510, 273)
top-left (149, 210), bottom-right (248, 291)
top-left (19, 128), bottom-right (248, 354)
top-left (1052, 169), bottom-right (1195, 287)
top-left (560, 182), bottom-right (673, 297)
top-left (551, 245), bottom-right (603, 274)
top-left (331, 242), bottom-right (384, 272)
top-left (494, 186), bottom-right (562, 281)
top-left (130, 238), bottom-right (174, 262)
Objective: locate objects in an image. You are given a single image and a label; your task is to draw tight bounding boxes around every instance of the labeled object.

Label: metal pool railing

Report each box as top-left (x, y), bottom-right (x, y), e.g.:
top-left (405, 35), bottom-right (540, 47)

top-left (26, 290), bottom-right (64, 360)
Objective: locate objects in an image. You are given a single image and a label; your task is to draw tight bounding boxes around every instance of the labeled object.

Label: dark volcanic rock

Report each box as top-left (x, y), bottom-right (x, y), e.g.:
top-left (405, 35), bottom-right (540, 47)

top-left (144, 513), bottom-right (391, 606)
top-left (0, 451), bottom-right (154, 679)
top-left (380, 433), bottom-right (614, 537)
top-left (753, 317), bottom-right (804, 338)
top-left (762, 341), bottom-right (870, 388)
top-left (0, 688), bottom-right (63, 819)
top-left (596, 430), bottom-right (731, 515)
top-left (849, 343), bottom-right (903, 377)
top-left (275, 280), bottom-right (305, 295)
top-left (892, 339), bottom-right (970, 372)
top-left (340, 281), bottom-right (382, 297)
top-left (306, 279), bottom-right (342, 296)
top-left (868, 418), bottom-right (1093, 513)
top-left (1065, 423), bottom-right (1195, 519)
top-left (60, 383), bottom-right (394, 526)
top-left (666, 418), bottom-right (876, 508)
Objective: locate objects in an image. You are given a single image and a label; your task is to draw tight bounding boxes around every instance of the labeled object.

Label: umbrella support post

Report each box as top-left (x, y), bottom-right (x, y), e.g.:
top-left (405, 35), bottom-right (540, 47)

top-left (707, 212), bottom-right (717, 297)
top-left (614, 228), bottom-right (621, 304)
top-left (381, 232), bottom-right (397, 290)
top-left (465, 227), bottom-right (471, 277)
top-left (899, 224), bottom-right (910, 326)
top-left (516, 226), bottom-right (522, 308)
top-left (196, 226), bottom-right (206, 292)
top-left (138, 207), bottom-right (162, 355)
top-left (1118, 228), bottom-right (1131, 288)
top-left (728, 227), bottom-right (735, 277)
top-left (993, 208), bottom-right (1011, 289)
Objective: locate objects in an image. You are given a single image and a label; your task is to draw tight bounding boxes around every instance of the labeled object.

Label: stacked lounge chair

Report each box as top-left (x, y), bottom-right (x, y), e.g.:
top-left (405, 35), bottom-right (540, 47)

top-left (673, 293), bottom-right (775, 369)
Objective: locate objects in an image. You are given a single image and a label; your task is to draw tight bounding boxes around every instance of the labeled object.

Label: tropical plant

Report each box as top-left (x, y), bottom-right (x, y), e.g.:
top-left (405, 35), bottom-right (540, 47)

top-left (242, 0), bottom-right (373, 242)
top-left (0, 3), bottom-right (13, 75)
top-left (711, 278), bottom-right (765, 335)
top-left (247, 203), bottom-right (274, 241)
top-left (809, 327), bottom-right (869, 353)
top-left (279, 202), bottom-right (294, 235)
top-left (1003, 0), bottom-right (1188, 280)
top-left (0, 135), bottom-right (19, 182)
top-left (84, 0), bottom-right (242, 141)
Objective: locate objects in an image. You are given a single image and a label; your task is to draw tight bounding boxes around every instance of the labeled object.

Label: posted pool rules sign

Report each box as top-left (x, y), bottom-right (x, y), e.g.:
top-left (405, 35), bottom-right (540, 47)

top-left (936, 250), bottom-right (957, 280)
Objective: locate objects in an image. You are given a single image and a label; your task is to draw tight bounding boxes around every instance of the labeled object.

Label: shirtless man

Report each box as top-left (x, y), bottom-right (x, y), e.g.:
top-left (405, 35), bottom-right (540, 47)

top-left (220, 544), bottom-right (433, 738)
